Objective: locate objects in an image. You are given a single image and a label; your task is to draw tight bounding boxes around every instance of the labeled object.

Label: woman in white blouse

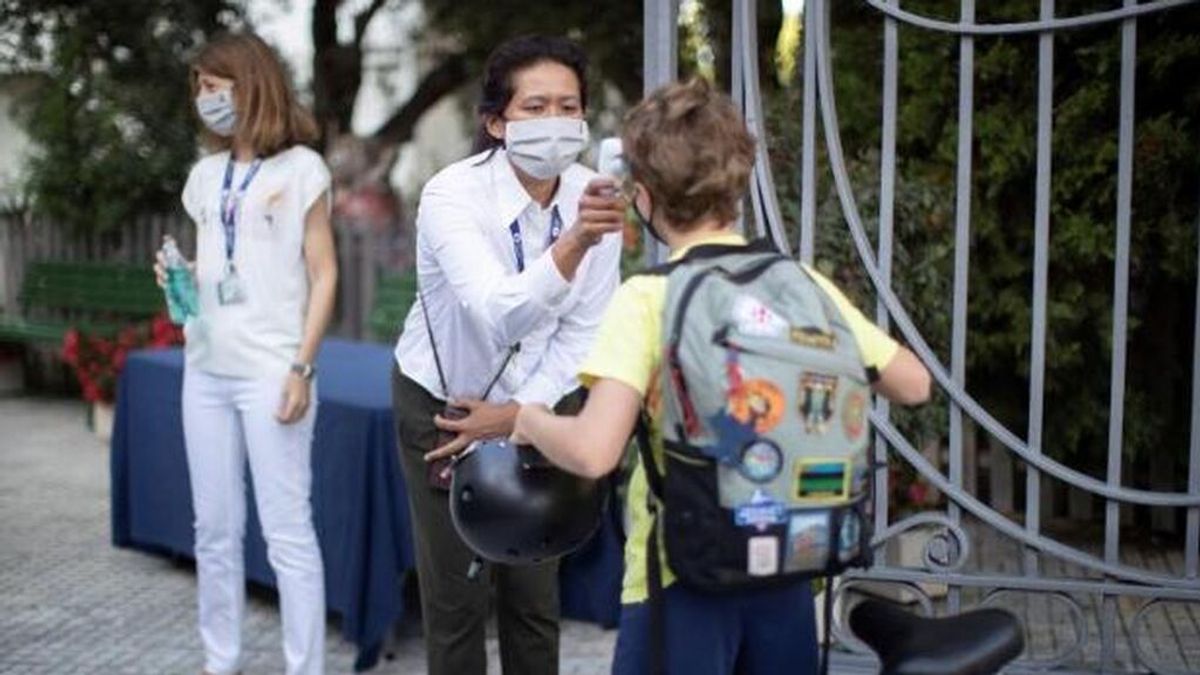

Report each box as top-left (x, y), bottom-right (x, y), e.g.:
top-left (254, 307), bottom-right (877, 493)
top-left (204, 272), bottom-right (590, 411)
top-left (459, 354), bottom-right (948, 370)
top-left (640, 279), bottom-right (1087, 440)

top-left (390, 35), bottom-right (624, 675)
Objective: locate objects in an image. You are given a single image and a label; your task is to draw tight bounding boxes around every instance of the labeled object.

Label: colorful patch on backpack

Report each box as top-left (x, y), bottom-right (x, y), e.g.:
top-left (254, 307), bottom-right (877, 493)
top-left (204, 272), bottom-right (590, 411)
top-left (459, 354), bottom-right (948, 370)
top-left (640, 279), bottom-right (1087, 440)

top-left (738, 439), bottom-right (783, 483)
top-left (732, 295), bottom-right (789, 338)
top-left (842, 389), bottom-right (867, 441)
top-left (838, 510), bottom-right (863, 562)
top-left (799, 373), bottom-right (838, 434)
top-left (747, 536), bottom-right (780, 576)
top-left (730, 379), bottom-right (786, 433)
top-left (785, 512), bottom-right (829, 572)
top-left (733, 489), bottom-right (788, 531)
top-left (852, 464), bottom-right (871, 496)
top-left (706, 411), bottom-right (757, 463)
top-left (790, 326), bottom-right (836, 350)
top-left (794, 458), bottom-right (850, 502)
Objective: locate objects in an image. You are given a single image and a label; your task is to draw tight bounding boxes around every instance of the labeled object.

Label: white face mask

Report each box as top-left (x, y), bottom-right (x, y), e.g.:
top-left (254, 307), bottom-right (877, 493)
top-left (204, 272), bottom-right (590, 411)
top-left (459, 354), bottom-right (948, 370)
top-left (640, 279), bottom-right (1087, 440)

top-left (195, 89), bottom-right (237, 137)
top-left (504, 117), bottom-right (590, 180)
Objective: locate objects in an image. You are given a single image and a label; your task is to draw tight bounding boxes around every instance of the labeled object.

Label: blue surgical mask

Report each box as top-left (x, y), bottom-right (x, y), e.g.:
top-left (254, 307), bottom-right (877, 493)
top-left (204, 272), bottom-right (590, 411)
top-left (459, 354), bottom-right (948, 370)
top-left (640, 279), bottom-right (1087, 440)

top-left (195, 89), bottom-right (237, 137)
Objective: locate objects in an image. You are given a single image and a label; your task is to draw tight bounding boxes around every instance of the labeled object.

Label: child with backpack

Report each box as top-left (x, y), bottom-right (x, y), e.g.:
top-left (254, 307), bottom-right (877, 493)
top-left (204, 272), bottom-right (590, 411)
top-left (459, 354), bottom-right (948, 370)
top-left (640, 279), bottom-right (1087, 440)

top-left (511, 78), bottom-right (931, 675)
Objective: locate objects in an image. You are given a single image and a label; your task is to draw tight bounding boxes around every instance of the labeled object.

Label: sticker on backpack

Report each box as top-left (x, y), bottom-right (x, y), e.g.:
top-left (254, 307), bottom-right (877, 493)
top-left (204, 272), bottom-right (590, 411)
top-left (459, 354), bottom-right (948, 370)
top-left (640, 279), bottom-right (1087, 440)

top-left (733, 489), bottom-right (788, 531)
top-left (785, 512), bottom-right (829, 572)
top-left (795, 458), bottom-right (851, 503)
top-left (799, 373), bottom-right (838, 434)
top-left (738, 439), bottom-right (783, 483)
top-left (747, 536), bottom-right (780, 576)
top-left (730, 379), bottom-right (786, 433)
top-left (838, 510), bottom-right (863, 562)
top-left (842, 389), bottom-right (868, 441)
top-left (790, 326), bottom-right (837, 350)
top-left (732, 294), bottom-right (789, 337)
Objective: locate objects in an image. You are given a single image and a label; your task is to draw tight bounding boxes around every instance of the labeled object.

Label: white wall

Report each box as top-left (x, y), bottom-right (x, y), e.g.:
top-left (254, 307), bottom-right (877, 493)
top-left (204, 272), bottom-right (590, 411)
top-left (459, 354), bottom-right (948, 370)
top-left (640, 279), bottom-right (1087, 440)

top-left (0, 76), bottom-right (35, 209)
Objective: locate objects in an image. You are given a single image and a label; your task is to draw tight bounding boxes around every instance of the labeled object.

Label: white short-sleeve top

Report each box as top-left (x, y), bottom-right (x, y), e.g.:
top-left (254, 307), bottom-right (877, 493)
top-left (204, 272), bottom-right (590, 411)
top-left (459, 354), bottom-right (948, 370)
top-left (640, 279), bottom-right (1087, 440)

top-left (181, 145), bottom-right (331, 380)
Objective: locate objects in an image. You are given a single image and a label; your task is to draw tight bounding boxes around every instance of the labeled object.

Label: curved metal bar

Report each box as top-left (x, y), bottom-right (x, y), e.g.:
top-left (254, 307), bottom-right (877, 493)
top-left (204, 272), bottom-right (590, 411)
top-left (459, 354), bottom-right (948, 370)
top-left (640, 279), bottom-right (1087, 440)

top-left (871, 412), bottom-right (1200, 590)
top-left (862, 0), bottom-right (1198, 36)
top-left (845, 566), bottom-right (1200, 601)
top-left (809, 0), bottom-right (1200, 508)
top-left (735, 0), bottom-right (791, 250)
top-left (1129, 600), bottom-right (1197, 674)
top-left (870, 512), bottom-right (971, 573)
top-left (982, 589), bottom-right (1086, 669)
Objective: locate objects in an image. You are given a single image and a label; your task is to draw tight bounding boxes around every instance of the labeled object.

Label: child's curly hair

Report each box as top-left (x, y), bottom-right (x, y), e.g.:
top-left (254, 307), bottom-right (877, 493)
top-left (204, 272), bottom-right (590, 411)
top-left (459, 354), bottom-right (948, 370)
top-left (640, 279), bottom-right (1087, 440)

top-left (621, 78), bottom-right (756, 229)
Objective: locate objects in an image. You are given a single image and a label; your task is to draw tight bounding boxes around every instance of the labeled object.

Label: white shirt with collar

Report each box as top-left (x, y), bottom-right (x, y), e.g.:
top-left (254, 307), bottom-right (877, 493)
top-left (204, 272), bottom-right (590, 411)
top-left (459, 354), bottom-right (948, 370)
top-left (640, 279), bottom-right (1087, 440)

top-left (393, 148), bottom-right (622, 407)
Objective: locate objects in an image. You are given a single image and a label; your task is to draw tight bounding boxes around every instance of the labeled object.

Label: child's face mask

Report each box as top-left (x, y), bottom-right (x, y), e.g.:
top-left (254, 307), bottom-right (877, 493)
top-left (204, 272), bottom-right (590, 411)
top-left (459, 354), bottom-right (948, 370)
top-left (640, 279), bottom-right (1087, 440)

top-left (195, 88), bottom-right (237, 137)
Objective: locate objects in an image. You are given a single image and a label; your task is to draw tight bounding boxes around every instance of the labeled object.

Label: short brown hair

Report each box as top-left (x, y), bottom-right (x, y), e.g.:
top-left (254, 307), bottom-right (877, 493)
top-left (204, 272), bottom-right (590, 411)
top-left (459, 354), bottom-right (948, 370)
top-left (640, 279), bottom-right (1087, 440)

top-left (621, 78), bottom-right (756, 228)
top-left (190, 32), bottom-right (318, 156)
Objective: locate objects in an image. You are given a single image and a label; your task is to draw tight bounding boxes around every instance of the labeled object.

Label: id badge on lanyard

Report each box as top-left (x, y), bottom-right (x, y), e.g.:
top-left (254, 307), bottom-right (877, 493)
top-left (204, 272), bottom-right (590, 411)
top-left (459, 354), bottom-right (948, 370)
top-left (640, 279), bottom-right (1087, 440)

top-left (217, 156), bottom-right (263, 306)
top-left (508, 205), bottom-right (563, 273)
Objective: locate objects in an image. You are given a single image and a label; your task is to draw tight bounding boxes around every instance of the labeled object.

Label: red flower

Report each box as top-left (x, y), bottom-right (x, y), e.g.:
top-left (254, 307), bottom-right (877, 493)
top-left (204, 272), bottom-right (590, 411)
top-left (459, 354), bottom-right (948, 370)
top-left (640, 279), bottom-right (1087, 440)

top-left (906, 482), bottom-right (929, 506)
top-left (63, 315), bottom-right (179, 405)
top-left (889, 463), bottom-right (938, 513)
top-left (149, 313), bottom-right (184, 348)
top-left (62, 329), bottom-right (80, 365)
top-left (117, 326), bottom-right (140, 349)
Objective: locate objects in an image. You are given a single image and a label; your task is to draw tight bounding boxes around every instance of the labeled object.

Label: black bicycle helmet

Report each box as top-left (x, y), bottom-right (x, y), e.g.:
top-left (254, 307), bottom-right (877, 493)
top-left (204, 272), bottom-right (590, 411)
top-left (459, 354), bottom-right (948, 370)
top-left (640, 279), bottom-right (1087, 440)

top-left (450, 438), bottom-right (606, 565)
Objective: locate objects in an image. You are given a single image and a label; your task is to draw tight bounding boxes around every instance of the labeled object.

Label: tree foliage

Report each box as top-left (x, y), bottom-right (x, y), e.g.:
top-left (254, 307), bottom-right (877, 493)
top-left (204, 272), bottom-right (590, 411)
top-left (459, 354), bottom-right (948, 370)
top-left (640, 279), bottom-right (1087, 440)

top-left (312, 0), bottom-right (643, 152)
top-left (1, 0), bottom-right (644, 230)
top-left (0, 0), bottom-right (239, 232)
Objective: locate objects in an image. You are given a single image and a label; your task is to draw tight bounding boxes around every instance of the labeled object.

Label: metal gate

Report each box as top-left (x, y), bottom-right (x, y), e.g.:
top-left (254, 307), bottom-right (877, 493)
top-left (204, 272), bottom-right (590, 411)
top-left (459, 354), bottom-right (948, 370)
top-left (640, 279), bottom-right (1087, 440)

top-left (643, 1), bottom-right (1200, 671)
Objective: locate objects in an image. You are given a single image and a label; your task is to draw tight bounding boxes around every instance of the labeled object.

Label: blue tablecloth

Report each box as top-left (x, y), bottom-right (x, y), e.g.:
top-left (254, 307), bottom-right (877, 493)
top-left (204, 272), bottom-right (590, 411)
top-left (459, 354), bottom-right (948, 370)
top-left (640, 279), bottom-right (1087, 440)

top-left (110, 339), bottom-right (622, 671)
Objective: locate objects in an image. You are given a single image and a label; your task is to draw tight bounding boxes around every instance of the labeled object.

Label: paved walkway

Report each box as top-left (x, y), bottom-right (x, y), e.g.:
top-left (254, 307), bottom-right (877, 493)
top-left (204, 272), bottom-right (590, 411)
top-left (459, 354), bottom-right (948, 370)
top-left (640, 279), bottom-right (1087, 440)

top-left (0, 397), bottom-right (616, 674)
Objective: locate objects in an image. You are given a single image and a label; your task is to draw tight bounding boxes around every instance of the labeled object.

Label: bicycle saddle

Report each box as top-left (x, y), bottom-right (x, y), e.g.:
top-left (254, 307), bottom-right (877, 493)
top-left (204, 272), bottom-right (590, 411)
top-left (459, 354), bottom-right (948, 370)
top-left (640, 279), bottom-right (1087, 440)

top-left (849, 598), bottom-right (1024, 675)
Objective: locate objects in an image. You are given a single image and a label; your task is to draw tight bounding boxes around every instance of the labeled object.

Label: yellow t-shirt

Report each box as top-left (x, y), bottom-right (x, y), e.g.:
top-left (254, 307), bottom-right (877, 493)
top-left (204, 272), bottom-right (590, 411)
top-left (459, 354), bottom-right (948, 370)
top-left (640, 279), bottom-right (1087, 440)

top-left (578, 233), bottom-right (900, 604)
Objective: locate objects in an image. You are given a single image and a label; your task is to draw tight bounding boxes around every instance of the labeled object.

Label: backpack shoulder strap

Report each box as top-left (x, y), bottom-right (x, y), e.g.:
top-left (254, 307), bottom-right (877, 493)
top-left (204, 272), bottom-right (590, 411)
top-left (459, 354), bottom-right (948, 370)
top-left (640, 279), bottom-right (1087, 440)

top-left (633, 237), bottom-right (780, 278)
top-left (634, 412), bottom-right (664, 500)
top-left (634, 411), bottom-right (668, 675)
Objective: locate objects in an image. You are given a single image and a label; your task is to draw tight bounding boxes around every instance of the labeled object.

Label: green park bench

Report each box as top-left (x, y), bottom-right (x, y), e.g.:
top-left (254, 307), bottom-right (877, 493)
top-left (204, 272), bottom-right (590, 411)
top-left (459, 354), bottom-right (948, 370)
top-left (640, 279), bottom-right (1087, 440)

top-left (0, 261), bottom-right (162, 344)
top-left (368, 271), bottom-right (417, 343)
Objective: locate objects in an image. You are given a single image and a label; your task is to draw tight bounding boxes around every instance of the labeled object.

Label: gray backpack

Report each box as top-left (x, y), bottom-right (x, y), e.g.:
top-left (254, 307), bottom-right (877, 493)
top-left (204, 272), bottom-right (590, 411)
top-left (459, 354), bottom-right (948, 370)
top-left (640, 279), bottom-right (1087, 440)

top-left (636, 239), bottom-right (874, 594)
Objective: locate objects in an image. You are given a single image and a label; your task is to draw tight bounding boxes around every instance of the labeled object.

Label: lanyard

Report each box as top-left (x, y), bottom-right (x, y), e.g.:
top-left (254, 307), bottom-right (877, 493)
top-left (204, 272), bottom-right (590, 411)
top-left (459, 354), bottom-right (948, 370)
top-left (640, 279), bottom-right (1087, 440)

top-left (219, 156), bottom-right (264, 266)
top-left (508, 205), bottom-right (563, 273)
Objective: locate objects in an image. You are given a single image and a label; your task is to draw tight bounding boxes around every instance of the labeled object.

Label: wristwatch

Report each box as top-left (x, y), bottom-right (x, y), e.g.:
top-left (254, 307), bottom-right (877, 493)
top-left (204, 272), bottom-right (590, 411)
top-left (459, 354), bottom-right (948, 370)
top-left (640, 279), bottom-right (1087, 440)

top-left (290, 362), bottom-right (316, 381)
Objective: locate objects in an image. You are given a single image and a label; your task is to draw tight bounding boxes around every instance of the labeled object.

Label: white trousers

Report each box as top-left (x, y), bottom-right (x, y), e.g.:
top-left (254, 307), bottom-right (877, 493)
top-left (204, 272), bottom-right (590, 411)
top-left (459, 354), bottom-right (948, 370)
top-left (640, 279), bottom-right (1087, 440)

top-left (182, 368), bottom-right (325, 675)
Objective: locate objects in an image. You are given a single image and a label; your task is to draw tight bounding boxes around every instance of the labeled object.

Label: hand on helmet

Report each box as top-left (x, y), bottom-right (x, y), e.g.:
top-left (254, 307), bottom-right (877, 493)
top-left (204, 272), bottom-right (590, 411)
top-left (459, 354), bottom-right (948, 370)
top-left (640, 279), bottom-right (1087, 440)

top-left (425, 398), bottom-right (520, 462)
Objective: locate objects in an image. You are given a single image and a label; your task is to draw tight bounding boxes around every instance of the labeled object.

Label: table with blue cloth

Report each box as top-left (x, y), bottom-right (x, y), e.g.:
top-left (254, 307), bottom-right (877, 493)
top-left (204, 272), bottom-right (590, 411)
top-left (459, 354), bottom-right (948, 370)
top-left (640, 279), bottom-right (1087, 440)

top-left (110, 338), bottom-right (623, 670)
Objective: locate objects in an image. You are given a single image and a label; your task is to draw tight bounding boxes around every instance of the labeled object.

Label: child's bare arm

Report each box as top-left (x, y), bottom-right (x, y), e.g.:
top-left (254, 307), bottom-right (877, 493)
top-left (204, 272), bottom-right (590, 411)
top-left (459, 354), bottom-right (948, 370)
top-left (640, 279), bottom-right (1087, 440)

top-left (873, 346), bottom-right (931, 405)
top-left (512, 378), bottom-right (641, 478)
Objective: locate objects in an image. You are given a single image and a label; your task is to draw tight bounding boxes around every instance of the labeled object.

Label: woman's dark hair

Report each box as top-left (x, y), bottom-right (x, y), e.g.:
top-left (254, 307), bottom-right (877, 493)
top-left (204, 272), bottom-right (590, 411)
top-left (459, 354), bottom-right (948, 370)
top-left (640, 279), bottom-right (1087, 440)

top-left (472, 35), bottom-right (589, 154)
